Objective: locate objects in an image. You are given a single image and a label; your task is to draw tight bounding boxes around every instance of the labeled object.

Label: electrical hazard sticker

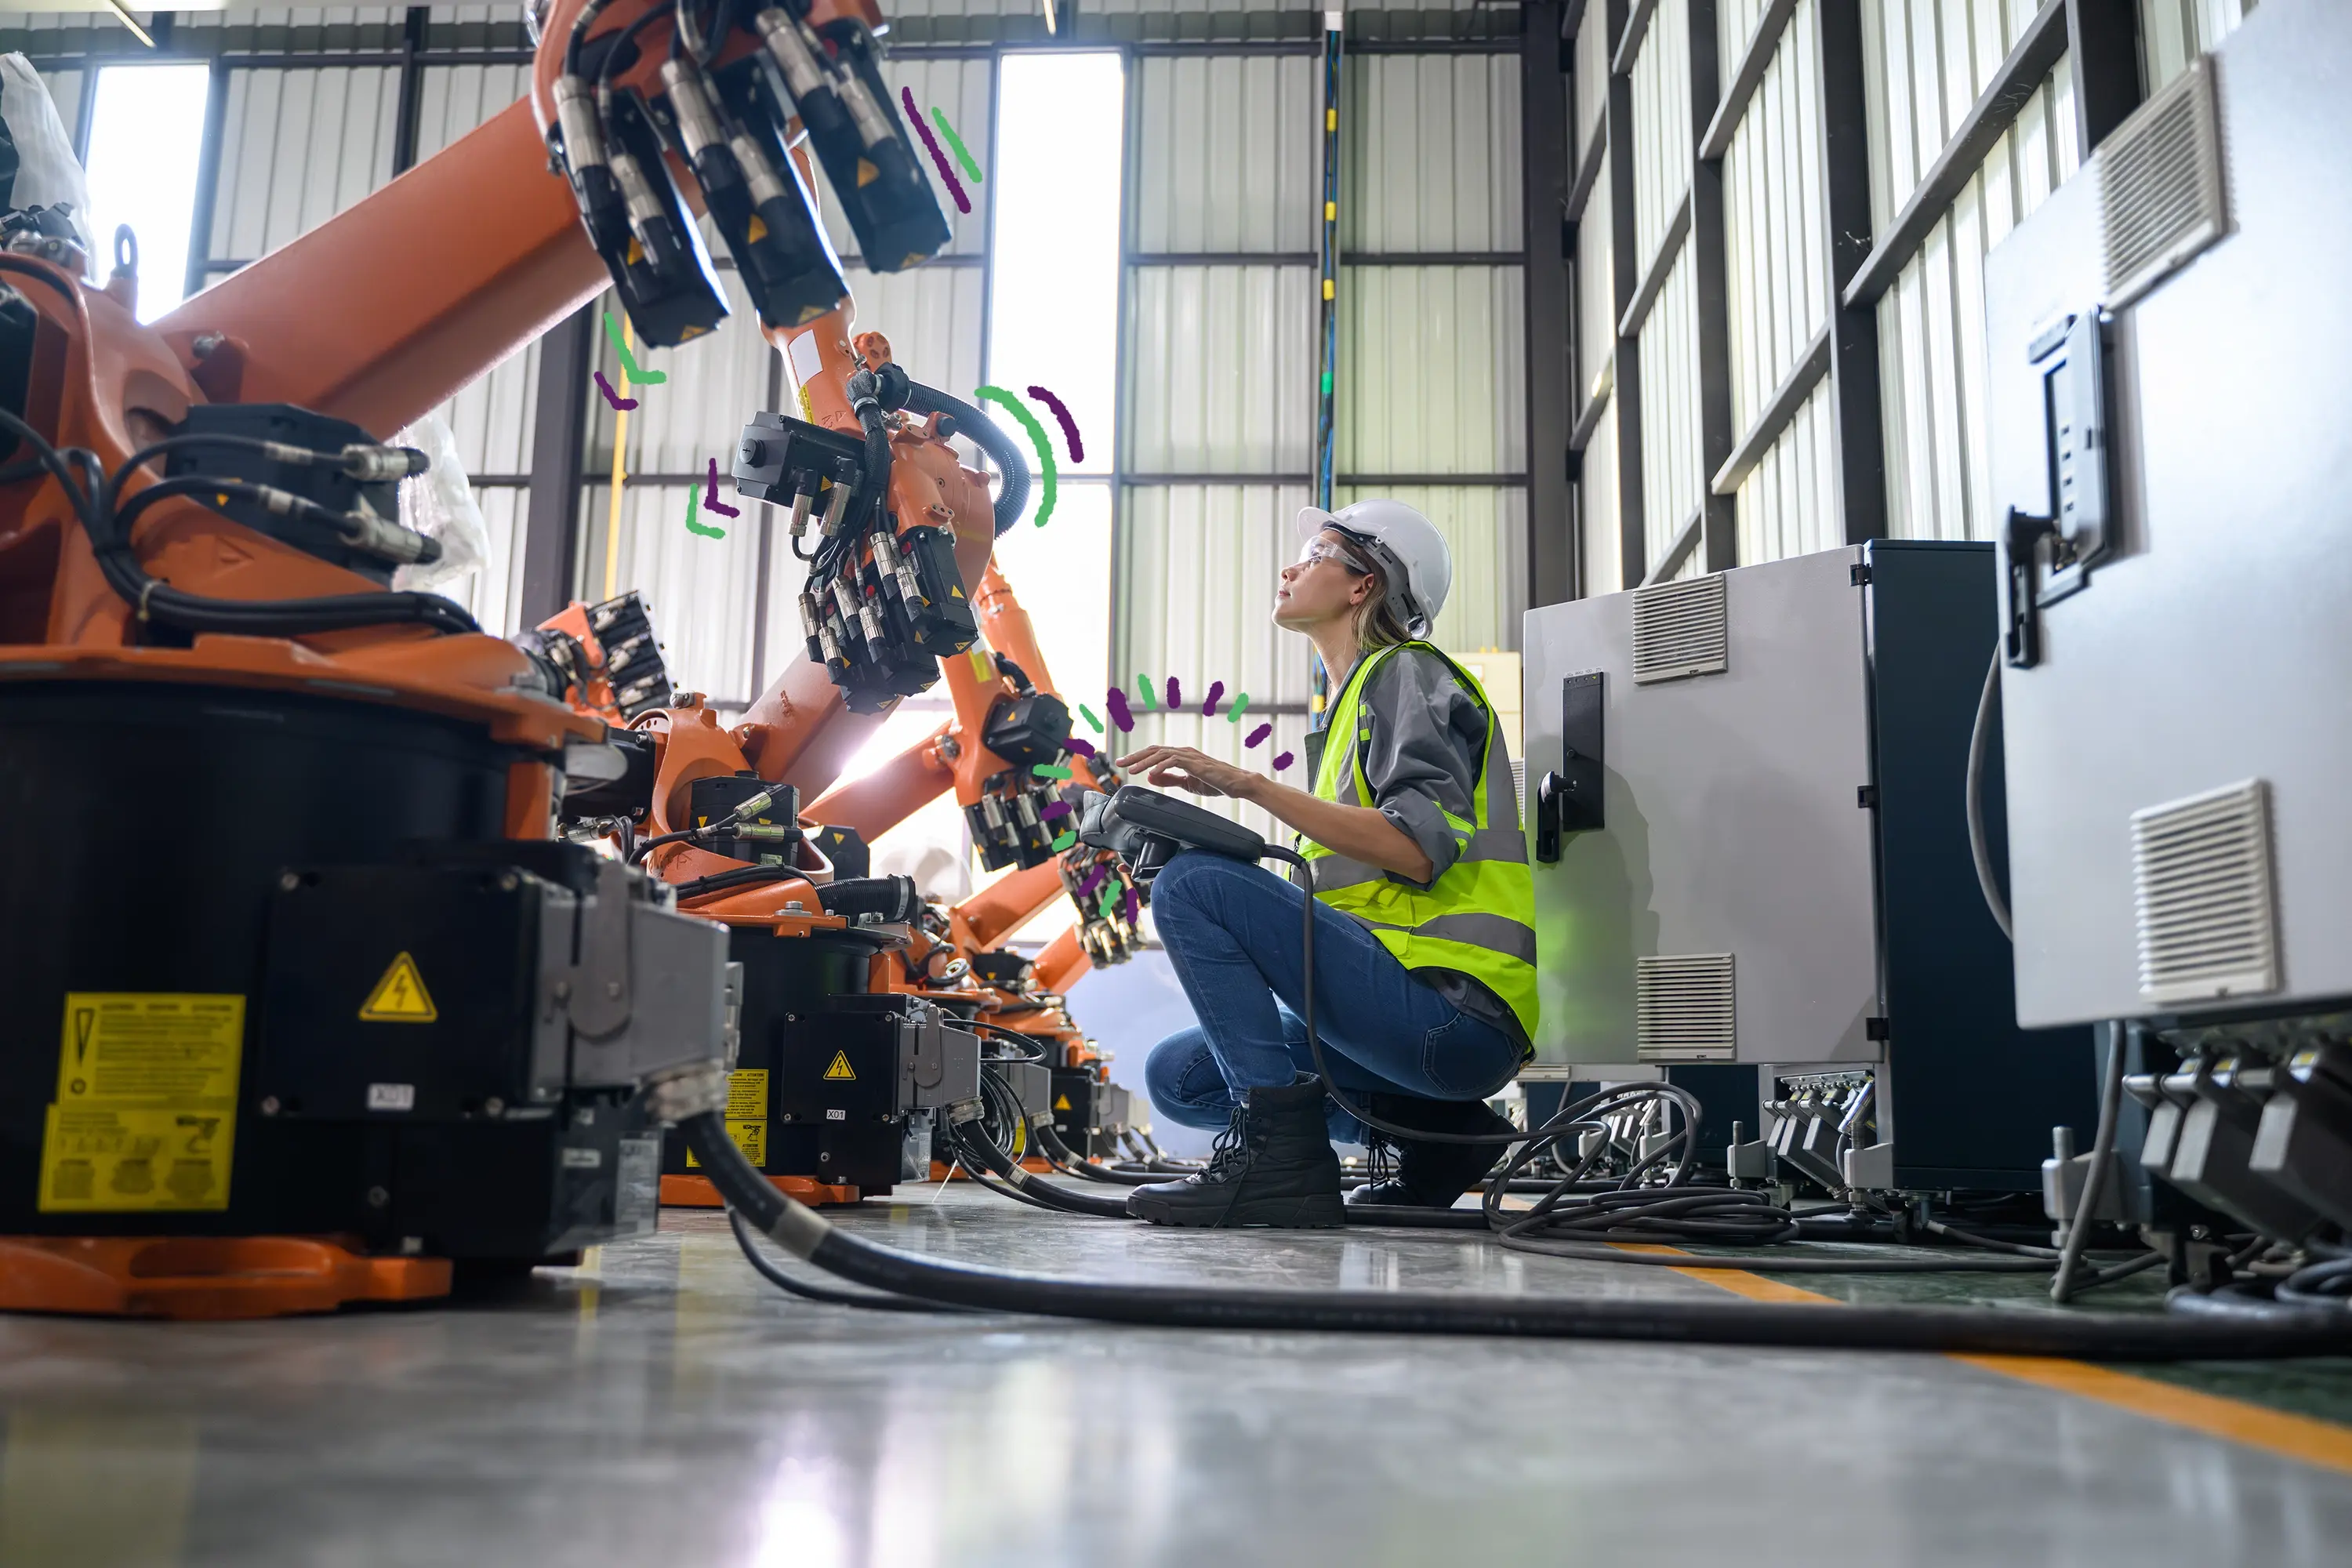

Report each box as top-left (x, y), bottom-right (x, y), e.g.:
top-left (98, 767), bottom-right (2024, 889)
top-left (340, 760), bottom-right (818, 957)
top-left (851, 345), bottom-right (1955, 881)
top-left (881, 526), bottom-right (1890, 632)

top-left (822, 1051), bottom-right (857, 1081)
top-left (1054, 1094), bottom-right (1072, 1111)
top-left (686, 1070), bottom-right (768, 1170)
top-left (39, 993), bottom-right (243, 1213)
top-left (358, 952), bottom-right (437, 1022)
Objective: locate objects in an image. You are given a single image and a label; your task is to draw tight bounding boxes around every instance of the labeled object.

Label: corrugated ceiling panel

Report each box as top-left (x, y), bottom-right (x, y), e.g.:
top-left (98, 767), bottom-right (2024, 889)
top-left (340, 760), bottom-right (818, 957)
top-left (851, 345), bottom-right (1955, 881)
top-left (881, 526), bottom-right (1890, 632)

top-left (1629, 0), bottom-right (1693, 268)
top-left (1579, 397), bottom-right (1621, 597)
top-left (1862, 0), bottom-right (2044, 232)
top-left (1125, 263), bottom-right (1316, 474)
top-left (1344, 53), bottom-right (1521, 252)
top-left (1734, 376), bottom-right (1841, 564)
top-left (1132, 54), bottom-right (1319, 254)
top-left (206, 67), bottom-right (398, 265)
top-left (1877, 57), bottom-right (2078, 543)
top-left (1722, 0), bottom-right (1828, 434)
top-left (814, 55), bottom-right (992, 260)
top-left (1338, 264), bottom-right (1526, 477)
top-left (2140, 0), bottom-right (2255, 90)
top-left (1334, 482), bottom-right (1526, 653)
top-left (1574, 2), bottom-right (1610, 164)
top-left (1638, 249), bottom-right (1703, 568)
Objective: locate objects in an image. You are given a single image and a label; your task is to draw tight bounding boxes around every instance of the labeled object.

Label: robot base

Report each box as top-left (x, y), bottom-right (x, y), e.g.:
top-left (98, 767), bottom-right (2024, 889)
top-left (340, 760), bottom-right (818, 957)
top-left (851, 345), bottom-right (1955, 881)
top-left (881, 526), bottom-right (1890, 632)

top-left (0, 1234), bottom-right (454, 1320)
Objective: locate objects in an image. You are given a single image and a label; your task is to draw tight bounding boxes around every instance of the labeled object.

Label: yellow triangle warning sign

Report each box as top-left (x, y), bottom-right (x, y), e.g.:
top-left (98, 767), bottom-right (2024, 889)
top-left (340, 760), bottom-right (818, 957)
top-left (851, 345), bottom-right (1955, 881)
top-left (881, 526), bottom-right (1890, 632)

top-left (822, 1051), bottom-right (857, 1081)
top-left (855, 158), bottom-right (880, 187)
top-left (746, 214), bottom-right (769, 243)
top-left (1053, 1094), bottom-right (1072, 1111)
top-left (359, 952), bottom-right (437, 1023)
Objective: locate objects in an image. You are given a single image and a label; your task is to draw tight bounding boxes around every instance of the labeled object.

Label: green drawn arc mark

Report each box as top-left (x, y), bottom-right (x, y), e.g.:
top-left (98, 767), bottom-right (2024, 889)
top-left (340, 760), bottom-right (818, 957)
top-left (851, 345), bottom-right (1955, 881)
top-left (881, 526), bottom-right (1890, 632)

top-left (684, 488), bottom-right (726, 539)
top-left (1051, 829), bottom-right (1077, 852)
top-left (972, 385), bottom-right (1056, 528)
top-left (1077, 704), bottom-right (1105, 733)
top-left (1135, 673), bottom-right (1157, 710)
top-left (601, 312), bottom-right (667, 386)
top-left (1032, 763), bottom-right (1072, 780)
top-left (931, 106), bottom-right (984, 183)
top-left (1226, 693), bottom-right (1250, 724)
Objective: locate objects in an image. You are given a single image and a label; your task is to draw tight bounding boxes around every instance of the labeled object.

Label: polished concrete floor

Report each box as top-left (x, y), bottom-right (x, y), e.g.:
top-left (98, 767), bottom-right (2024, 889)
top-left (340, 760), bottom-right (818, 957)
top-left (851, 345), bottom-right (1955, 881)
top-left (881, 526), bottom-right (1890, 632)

top-left (2, 1188), bottom-right (2350, 1567)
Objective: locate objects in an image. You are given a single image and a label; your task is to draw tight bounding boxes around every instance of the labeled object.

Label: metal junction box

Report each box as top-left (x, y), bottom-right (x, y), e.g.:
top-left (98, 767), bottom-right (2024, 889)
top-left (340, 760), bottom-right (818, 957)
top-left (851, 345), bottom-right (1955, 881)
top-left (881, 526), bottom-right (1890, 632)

top-left (1523, 543), bottom-right (2093, 1190)
top-left (1984, 0), bottom-right (2352, 1033)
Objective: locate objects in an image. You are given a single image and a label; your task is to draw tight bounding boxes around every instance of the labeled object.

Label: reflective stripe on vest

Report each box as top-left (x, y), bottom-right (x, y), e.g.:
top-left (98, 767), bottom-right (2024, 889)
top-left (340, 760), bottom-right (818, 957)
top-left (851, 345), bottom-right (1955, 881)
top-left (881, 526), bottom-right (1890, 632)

top-left (1290, 642), bottom-right (1540, 1041)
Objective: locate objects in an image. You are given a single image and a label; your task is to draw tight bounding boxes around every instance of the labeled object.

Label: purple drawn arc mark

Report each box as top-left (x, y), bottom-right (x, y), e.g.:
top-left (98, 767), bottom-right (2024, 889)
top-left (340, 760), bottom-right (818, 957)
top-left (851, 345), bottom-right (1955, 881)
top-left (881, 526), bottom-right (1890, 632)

top-left (1024, 384), bottom-right (1085, 463)
top-left (1106, 688), bottom-right (1134, 731)
top-left (1076, 862), bottom-right (1109, 899)
top-left (1064, 735), bottom-right (1096, 758)
top-left (1041, 799), bottom-right (1072, 821)
top-left (1272, 751), bottom-right (1295, 771)
top-left (1202, 681), bottom-right (1225, 717)
top-left (1163, 676), bottom-right (1181, 710)
top-left (703, 457), bottom-right (740, 518)
top-left (593, 371), bottom-right (637, 412)
top-left (1245, 724), bottom-right (1272, 749)
top-left (1123, 884), bottom-right (1140, 928)
top-left (903, 86), bottom-right (971, 214)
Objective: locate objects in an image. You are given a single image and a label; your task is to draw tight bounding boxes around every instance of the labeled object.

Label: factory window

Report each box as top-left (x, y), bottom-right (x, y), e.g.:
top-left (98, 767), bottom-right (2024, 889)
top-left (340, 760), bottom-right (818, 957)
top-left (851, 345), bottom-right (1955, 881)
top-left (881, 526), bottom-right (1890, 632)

top-left (81, 63), bottom-right (212, 322)
top-left (982, 47), bottom-right (1123, 708)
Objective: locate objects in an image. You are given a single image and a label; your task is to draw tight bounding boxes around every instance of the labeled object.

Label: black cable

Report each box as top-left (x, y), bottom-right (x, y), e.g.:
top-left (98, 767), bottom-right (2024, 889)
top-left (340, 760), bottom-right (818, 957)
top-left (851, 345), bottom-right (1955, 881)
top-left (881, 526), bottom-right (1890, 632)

top-left (904, 381), bottom-right (1027, 535)
top-left (1966, 638), bottom-right (2014, 942)
top-left (952, 1115), bottom-right (1131, 1219)
top-left (685, 1113), bottom-right (2352, 1358)
top-left (1032, 1119), bottom-right (1160, 1186)
top-left (671, 864), bottom-right (804, 902)
top-left (727, 1210), bottom-right (968, 1313)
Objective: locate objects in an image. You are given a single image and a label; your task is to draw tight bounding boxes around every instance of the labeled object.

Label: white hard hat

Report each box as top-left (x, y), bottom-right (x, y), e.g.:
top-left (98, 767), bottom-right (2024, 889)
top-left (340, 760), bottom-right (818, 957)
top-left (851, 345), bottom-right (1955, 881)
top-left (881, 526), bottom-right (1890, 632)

top-left (1296, 499), bottom-right (1452, 639)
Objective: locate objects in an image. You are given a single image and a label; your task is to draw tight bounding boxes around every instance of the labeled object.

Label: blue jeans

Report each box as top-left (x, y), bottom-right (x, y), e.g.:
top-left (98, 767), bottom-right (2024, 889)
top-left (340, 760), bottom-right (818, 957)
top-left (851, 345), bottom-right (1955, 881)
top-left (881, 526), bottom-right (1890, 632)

top-left (1143, 850), bottom-right (1523, 1145)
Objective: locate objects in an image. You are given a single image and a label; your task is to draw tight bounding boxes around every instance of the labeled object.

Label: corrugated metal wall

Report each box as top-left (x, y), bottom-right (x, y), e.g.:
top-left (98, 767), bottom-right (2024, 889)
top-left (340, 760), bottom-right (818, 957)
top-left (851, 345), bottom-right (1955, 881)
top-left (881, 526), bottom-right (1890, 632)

top-left (1865, 1), bottom-right (2078, 543)
top-left (1638, 251), bottom-right (1704, 572)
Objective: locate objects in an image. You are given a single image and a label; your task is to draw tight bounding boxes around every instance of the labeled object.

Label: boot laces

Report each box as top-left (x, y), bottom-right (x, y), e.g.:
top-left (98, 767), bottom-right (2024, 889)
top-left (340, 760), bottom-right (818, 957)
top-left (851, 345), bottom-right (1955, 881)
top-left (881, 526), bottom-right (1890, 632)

top-left (1199, 1104), bottom-right (1252, 1182)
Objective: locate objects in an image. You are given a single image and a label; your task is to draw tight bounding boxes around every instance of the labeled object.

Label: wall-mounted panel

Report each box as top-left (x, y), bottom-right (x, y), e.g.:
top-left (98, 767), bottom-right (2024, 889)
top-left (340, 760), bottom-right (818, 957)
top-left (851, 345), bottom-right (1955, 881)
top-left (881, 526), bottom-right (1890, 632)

top-left (1344, 53), bottom-right (1522, 252)
top-left (1125, 263), bottom-right (1316, 474)
top-left (1132, 53), bottom-right (1319, 254)
top-left (1629, 0), bottom-right (1694, 268)
top-left (1875, 57), bottom-right (2077, 543)
top-left (1722, 0), bottom-right (1829, 434)
top-left (1638, 249), bottom-right (1704, 572)
top-left (205, 67), bottom-right (398, 266)
top-left (1733, 376), bottom-right (1840, 564)
top-left (1337, 264), bottom-right (1526, 477)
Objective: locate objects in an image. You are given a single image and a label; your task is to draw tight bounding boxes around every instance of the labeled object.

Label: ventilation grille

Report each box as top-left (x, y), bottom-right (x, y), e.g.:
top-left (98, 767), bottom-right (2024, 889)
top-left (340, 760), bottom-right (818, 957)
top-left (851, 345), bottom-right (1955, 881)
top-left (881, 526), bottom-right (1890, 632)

top-left (1631, 574), bottom-right (1728, 684)
top-left (2131, 779), bottom-right (2279, 1006)
top-left (1636, 954), bottom-right (1735, 1063)
top-left (2102, 56), bottom-right (2227, 310)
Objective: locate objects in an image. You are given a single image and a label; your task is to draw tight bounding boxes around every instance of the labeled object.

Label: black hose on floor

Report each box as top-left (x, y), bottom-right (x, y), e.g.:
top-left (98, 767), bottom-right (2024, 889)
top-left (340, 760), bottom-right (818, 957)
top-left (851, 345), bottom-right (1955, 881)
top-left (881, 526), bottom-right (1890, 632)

top-left (681, 1112), bottom-right (2352, 1359)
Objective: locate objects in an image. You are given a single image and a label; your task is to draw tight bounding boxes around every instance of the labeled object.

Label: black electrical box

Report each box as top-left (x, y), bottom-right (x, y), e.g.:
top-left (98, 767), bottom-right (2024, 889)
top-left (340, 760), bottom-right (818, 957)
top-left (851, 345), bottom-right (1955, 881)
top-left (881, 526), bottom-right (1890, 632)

top-left (982, 692), bottom-right (1073, 767)
top-left (165, 404), bottom-right (405, 583)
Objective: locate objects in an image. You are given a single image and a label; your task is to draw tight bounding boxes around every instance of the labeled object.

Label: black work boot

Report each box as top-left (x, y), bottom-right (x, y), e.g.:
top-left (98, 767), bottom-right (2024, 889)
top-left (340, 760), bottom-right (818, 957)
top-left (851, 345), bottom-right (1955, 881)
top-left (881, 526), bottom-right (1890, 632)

top-left (1348, 1093), bottom-right (1518, 1208)
top-left (1127, 1076), bottom-right (1345, 1229)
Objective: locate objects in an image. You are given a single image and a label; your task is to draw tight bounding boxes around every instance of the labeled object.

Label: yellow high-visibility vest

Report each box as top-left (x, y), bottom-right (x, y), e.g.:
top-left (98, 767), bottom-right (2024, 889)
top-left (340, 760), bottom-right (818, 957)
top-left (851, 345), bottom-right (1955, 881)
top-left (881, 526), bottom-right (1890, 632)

top-left (1294, 641), bottom-right (1539, 1040)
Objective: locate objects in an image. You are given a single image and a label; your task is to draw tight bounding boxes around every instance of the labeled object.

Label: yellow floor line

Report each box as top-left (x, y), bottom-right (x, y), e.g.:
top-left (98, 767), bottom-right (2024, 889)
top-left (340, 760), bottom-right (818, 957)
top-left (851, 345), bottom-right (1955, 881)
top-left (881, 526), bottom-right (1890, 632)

top-left (1610, 1243), bottom-right (2352, 1474)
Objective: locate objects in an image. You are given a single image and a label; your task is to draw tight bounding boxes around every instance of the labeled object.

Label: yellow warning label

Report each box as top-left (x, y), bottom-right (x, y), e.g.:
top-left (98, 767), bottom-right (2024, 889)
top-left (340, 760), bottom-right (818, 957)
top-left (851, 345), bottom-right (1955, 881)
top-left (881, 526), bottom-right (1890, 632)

top-left (688, 1069), bottom-right (769, 1169)
top-left (823, 1051), bottom-right (857, 1081)
top-left (40, 993), bottom-right (243, 1214)
top-left (746, 213), bottom-right (769, 243)
top-left (626, 236), bottom-right (644, 265)
top-left (855, 157), bottom-right (880, 187)
top-left (725, 1069), bottom-right (769, 1120)
top-left (358, 953), bottom-right (437, 1023)
top-left (686, 1115), bottom-right (768, 1169)
top-left (1054, 1093), bottom-right (1072, 1111)
top-left (967, 647), bottom-right (993, 682)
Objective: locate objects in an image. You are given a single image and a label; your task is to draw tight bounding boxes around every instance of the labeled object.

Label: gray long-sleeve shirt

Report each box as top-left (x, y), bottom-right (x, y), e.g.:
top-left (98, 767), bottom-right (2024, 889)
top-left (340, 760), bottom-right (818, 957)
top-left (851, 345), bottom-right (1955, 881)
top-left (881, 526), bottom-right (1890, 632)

top-left (1305, 645), bottom-right (1528, 1051)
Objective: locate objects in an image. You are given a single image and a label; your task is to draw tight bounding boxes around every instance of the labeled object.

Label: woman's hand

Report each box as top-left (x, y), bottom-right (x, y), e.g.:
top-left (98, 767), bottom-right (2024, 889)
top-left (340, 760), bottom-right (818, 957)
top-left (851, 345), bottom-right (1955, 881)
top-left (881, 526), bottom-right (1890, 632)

top-left (1116, 746), bottom-right (1260, 800)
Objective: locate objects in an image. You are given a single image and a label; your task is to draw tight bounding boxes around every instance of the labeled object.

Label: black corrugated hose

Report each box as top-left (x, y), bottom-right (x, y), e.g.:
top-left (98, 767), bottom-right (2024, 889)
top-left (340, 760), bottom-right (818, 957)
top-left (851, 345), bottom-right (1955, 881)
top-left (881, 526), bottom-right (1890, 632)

top-left (681, 1110), bottom-right (2351, 1358)
top-left (905, 381), bottom-right (1027, 535)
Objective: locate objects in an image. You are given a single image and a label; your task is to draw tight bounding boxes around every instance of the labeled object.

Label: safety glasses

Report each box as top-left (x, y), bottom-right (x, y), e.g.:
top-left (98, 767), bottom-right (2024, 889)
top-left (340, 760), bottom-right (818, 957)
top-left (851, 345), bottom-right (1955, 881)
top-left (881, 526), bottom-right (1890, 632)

top-left (1294, 538), bottom-right (1371, 574)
